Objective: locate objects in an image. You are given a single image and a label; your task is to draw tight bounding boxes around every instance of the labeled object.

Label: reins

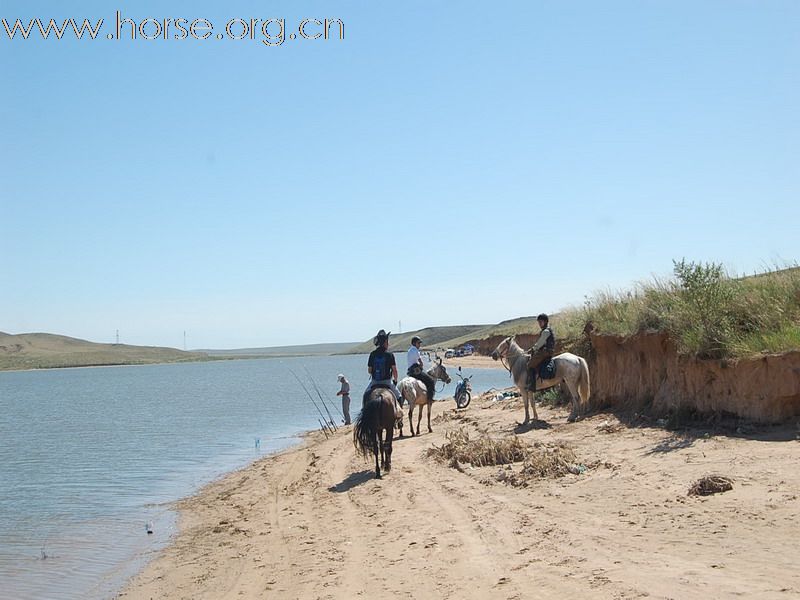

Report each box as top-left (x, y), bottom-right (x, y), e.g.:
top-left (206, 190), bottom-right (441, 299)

top-left (427, 364), bottom-right (449, 393)
top-left (497, 339), bottom-right (529, 379)
top-left (500, 355), bottom-right (512, 377)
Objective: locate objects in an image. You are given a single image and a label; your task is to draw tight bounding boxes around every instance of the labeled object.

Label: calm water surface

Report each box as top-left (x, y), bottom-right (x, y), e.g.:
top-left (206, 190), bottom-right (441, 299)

top-left (0, 355), bottom-right (512, 600)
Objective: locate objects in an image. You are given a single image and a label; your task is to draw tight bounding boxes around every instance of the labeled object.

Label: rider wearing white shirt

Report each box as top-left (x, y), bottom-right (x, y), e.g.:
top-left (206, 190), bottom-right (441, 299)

top-left (406, 336), bottom-right (436, 402)
top-left (407, 341), bottom-right (423, 371)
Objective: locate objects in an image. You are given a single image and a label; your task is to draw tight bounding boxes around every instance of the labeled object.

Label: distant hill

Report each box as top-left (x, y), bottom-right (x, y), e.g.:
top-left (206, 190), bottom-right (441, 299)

top-left (433, 317), bottom-right (541, 349)
top-left (0, 332), bottom-right (208, 371)
top-left (0, 320), bottom-right (548, 371)
top-left (342, 325), bottom-right (490, 355)
top-left (200, 342), bottom-right (360, 358)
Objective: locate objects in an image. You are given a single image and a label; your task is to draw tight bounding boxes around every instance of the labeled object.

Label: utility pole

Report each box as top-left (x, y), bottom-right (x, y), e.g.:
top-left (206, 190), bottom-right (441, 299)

top-left (183, 331), bottom-right (187, 351)
top-left (115, 329), bottom-right (119, 345)
top-left (399, 320), bottom-right (402, 333)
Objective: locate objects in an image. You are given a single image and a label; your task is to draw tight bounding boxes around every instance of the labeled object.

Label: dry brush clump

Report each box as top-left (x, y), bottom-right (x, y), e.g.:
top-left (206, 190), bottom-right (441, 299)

top-left (433, 410), bottom-right (478, 426)
top-left (516, 442), bottom-right (578, 479)
top-left (428, 427), bottom-right (579, 485)
top-left (428, 427), bottom-right (529, 467)
top-left (688, 475), bottom-right (734, 496)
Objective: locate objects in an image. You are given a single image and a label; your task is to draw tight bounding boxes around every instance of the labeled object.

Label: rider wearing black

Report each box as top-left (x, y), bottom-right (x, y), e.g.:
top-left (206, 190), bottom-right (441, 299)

top-left (526, 314), bottom-right (556, 392)
top-left (363, 329), bottom-right (401, 405)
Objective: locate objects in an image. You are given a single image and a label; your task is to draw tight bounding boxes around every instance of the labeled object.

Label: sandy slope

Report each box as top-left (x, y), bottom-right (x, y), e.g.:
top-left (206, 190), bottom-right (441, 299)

top-left (442, 354), bottom-right (503, 370)
top-left (119, 393), bottom-right (800, 600)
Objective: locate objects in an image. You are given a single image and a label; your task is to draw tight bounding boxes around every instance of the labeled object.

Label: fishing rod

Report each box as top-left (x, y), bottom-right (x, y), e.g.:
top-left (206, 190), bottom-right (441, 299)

top-left (317, 419), bottom-right (330, 439)
top-left (289, 369), bottom-right (335, 433)
top-left (302, 365), bottom-right (344, 423)
top-left (302, 370), bottom-right (338, 431)
top-left (289, 368), bottom-right (330, 428)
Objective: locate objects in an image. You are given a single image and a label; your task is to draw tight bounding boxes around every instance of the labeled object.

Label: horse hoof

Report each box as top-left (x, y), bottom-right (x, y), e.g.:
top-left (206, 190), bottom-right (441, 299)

top-left (376, 473), bottom-right (382, 479)
top-left (427, 428), bottom-right (433, 433)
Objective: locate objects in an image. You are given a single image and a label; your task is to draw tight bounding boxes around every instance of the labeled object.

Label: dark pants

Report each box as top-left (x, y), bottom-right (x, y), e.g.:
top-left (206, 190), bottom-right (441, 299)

top-left (408, 366), bottom-right (436, 401)
top-left (342, 394), bottom-right (351, 425)
top-left (526, 353), bottom-right (552, 392)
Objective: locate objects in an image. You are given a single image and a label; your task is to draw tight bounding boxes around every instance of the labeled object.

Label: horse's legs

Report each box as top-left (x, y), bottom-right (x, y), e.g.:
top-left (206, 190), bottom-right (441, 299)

top-left (564, 377), bottom-right (580, 422)
top-left (531, 387), bottom-right (539, 421)
top-left (380, 427), bottom-right (387, 469)
top-left (416, 402), bottom-right (423, 436)
top-left (375, 428), bottom-right (382, 479)
top-left (408, 404), bottom-right (415, 437)
top-left (426, 401), bottom-right (432, 433)
top-left (522, 387), bottom-right (531, 424)
top-left (397, 406), bottom-right (404, 438)
top-left (383, 428), bottom-right (392, 472)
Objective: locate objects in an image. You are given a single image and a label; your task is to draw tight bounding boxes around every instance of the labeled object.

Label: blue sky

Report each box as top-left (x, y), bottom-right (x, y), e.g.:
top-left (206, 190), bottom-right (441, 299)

top-left (1, 1), bottom-right (798, 348)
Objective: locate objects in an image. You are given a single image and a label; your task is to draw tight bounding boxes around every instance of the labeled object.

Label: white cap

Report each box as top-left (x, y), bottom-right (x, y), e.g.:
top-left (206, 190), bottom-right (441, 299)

top-left (337, 373), bottom-right (344, 381)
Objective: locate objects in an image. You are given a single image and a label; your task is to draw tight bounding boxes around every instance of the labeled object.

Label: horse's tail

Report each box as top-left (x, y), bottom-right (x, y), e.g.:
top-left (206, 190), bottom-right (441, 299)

top-left (353, 399), bottom-right (380, 458)
top-left (576, 356), bottom-right (591, 408)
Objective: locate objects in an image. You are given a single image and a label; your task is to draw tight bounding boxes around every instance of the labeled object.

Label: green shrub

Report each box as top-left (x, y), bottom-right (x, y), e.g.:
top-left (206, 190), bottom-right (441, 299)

top-left (565, 261), bottom-right (800, 358)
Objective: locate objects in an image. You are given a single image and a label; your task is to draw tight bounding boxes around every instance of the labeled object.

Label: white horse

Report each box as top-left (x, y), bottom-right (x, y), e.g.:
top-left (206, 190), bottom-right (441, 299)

top-left (398, 359), bottom-right (452, 436)
top-left (491, 336), bottom-right (590, 425)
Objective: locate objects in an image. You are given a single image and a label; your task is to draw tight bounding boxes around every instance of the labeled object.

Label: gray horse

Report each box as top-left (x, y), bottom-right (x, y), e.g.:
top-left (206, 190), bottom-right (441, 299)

top-left (491, 336), bottom-right (590, 425)
top-left (397, 359), bottom-right (451, 435)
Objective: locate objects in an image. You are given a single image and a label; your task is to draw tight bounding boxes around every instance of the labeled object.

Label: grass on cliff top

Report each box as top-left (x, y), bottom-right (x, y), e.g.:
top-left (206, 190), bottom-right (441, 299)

top-left (558, 260), bottom-right (800, 359)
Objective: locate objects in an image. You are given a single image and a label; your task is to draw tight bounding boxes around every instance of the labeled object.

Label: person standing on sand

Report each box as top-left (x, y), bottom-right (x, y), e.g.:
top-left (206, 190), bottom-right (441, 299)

top-left (336, 374), bottom-right (351, 425)
top-left (363, 329), bottom-right (401, 405)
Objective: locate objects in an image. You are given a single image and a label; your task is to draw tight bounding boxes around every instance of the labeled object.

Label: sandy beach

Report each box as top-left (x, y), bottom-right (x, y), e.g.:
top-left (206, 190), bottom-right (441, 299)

top-left (119, 391), bottom-right (800, 600)
top-left (441, 354), bottom-right (503, 370)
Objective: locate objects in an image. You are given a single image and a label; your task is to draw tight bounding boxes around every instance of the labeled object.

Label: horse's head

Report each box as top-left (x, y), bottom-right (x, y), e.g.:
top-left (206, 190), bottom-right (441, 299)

top-left (430, 357), bottom-right (452, 384)
top-left (491, 336), bottom-right (514, 361)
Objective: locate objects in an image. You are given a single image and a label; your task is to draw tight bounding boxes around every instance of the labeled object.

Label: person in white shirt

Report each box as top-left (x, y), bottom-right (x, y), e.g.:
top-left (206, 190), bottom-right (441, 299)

top-left (406, 336), bottom-right (435, 402)
top-left (407, 337), bottom-right (423, 371)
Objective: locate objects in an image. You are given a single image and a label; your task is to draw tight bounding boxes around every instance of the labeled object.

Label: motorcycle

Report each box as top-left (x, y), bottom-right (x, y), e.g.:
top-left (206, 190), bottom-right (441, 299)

top-left (454, 366), bottom-right (473, 409)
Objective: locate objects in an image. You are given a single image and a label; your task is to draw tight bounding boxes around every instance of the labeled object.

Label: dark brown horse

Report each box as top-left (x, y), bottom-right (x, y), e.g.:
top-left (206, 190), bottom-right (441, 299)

top-left (353, 388), bottom-right (397, 479)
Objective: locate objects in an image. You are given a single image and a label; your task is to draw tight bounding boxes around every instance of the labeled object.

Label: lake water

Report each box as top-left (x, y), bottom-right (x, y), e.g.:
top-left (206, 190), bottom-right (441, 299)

top-left (0, 355), bottom-right (513, 600)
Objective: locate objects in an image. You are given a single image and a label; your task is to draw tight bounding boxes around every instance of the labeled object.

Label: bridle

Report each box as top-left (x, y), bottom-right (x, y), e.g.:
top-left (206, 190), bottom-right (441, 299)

top-left (428, 363), bottom-right (451, 393)
top-left (495, 339), bottom-right (514, 377)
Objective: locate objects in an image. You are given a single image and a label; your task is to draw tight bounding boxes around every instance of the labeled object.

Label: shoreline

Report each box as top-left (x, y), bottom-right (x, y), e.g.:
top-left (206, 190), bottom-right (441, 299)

top-left (117, 391), bottom-right (800, 599)
top-left (0, 350), bottom-right (502, 375)
top-left (441, 354), bottom-right (504, 370)
top-left (0, 354), bottom-right (357, 374)
top-left (0, 358), bottom-right (217, 373)
top-left (112, 428), bottom-right (320, 599)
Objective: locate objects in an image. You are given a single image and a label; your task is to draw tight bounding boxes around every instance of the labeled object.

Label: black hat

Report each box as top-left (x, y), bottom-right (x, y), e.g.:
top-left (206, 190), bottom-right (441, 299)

top-left (537, 313), bottom-right (549, 322)
top-left (373, 329), bottom-right (391, 346)
top-left (411, 336), bottom-right (422, 345)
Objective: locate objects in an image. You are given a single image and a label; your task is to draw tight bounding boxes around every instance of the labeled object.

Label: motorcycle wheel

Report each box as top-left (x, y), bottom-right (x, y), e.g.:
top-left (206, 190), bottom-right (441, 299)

top-left (455, 391), bottom-right (471, 409)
